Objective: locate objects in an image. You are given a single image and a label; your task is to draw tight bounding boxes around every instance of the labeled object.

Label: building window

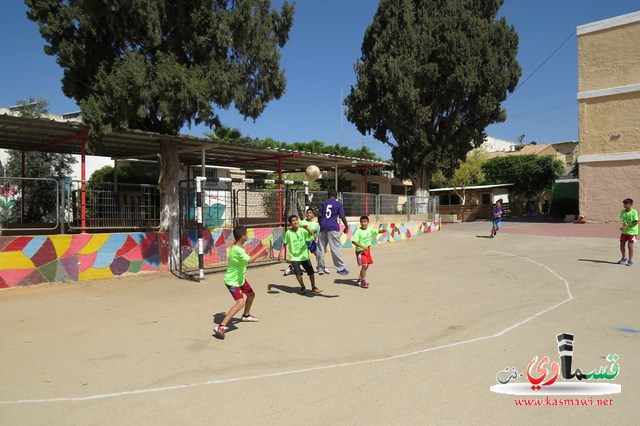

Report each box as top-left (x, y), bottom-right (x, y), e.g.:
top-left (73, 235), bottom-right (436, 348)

top-left (367, 182), bottom-right (380, 194)
top-left (391, 185), bottom-right (406, 195)
top-left (194, 167), bottom-right (218, 179)
top-left (440, 194), bottom-right (450, 205)
top-left (481, 193), bottom-right (491, 205)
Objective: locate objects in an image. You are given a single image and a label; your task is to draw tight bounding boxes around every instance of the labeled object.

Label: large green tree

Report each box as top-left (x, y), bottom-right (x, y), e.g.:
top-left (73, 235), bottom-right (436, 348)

top-left (5, 98), bottom-right (76, 223)
top-left (25, 0), bottom-right (294, 265)
top-left (482, 154), bottom-right (565, 198)
top-left (345, 0), bottom-right (520, 196)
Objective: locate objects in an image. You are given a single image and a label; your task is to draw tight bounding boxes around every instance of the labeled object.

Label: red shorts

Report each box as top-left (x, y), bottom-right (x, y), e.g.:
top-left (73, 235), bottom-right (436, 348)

top-left (356, 247), bottom-right (373, 266)
top-left (225, 280), bottom-right (254, 300)
top-left (620, 234), bottom-right (636, 243)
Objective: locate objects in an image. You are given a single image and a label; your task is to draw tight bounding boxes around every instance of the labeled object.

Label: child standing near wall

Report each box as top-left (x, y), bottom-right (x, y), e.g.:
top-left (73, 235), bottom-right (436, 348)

top-left (618, 198), bottom-right (638, 266)
top-left (351, 215), bottom-right (378, 288)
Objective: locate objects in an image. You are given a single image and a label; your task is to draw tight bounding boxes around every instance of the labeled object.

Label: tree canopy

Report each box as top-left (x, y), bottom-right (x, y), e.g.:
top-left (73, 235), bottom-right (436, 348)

top-left (26, 0), bottom-right (294, 263)
top-left (345, 0), bottom-right (520, 196)
top-left (482, 154), bottom-right (565, 198)
top-left (26, 0), bottom-right (295, 144)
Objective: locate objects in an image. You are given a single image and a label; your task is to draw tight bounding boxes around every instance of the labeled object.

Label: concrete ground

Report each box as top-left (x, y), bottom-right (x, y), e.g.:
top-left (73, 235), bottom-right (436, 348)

top-left (0, 219), bottom-right (637, 425)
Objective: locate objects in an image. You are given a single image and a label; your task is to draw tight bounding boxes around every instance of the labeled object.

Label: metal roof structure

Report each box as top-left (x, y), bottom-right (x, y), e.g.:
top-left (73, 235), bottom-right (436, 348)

top-left (0, 113), bottom-right (389, 173)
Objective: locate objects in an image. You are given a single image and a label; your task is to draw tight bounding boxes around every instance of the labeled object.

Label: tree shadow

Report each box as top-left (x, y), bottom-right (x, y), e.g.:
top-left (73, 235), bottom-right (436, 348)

top-left (267, 283), bottom-right (339, 298)
top-left (577, 259), bottom-right (621, 265)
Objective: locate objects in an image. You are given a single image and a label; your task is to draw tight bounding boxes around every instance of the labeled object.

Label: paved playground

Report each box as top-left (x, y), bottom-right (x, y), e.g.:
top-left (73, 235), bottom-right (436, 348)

top-left (0, 219), bottom-right (637, 425)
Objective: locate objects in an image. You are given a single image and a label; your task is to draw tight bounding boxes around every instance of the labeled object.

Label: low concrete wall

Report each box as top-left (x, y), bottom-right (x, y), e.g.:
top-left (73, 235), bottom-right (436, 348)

top-left (1, 219), bottom-right (441, 288)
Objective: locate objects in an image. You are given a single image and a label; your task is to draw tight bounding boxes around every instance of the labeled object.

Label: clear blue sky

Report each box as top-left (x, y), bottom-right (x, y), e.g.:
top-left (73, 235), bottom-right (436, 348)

top-left (1, 1), bottom-right (639, 161)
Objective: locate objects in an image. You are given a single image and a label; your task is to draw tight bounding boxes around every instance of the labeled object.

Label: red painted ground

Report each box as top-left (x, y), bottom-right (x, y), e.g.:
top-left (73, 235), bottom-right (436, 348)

top-left (500, 221), bottom-right (621, 239)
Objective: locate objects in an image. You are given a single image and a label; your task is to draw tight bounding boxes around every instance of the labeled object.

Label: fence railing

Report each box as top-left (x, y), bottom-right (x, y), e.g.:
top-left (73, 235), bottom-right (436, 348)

top-left (2, 176), bottom-right (440, 236)
top-left (68, 181), bottom-right (160, 231)
top-left (1, 176), bottom-right (61, 235)
top-left (295, 191), bottom-right (438, 221)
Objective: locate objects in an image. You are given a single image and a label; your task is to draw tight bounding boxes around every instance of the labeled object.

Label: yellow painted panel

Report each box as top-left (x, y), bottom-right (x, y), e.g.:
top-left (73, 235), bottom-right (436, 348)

top-left (50, 235), bottom-right (73, 257)
top-left (78, 267), bottom-right (114, 281)
top-left (78, 234), bottom-right (111, 255)
top-left (0, 251), bottom-right (35, 269)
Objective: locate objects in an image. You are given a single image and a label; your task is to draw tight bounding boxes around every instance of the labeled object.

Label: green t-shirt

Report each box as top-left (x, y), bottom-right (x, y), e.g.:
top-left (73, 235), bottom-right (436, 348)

top-left (352, 226), bottom-right (379, 252)
top-left (284, 227), bottom-right (309, 261)
top-left (299, 219), bottom-right (319, 242)
top-left (620, 208), bottom-right (639, 235)
top-left (224, 244), bottom-right (251, 286)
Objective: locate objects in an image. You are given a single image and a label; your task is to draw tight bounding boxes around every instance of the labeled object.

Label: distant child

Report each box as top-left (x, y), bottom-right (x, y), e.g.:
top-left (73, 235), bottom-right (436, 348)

top-left (351, 215), bottom-right (378, 288)
top-left (278, 214), bottom-right (322, 294)
top-left (618, 198), bottom-right (638, 267)
top-left (213, 225), bottom-right (266, 340)
top-left (490, 199), bottom-right (510, 238)
top-left (284, 208), bottom-right (319, 276)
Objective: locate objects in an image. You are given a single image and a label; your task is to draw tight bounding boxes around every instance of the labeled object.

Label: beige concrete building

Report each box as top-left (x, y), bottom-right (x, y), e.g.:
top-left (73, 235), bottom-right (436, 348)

top-left (577, 11), bottom-right (640, 222)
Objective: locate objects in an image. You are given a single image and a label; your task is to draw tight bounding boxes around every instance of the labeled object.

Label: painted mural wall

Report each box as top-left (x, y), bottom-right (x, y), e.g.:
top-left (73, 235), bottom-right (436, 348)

top-left (0, 220), bottom-right (439, 288)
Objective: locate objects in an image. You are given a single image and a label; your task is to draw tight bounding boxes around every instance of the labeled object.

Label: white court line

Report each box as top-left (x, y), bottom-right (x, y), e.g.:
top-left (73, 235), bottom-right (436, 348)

top-left (0, 250), bottom-right (573, 405)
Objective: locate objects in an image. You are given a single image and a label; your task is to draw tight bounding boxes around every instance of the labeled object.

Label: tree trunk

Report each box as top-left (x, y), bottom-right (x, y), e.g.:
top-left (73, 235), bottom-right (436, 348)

top-left (410, 167), bottom-right (431, 198)
top-left (158, 140), bottom-right (182, 270)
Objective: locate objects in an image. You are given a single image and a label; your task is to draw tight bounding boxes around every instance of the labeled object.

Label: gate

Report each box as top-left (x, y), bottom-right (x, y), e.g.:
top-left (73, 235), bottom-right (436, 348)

top-left (177, 178), bottom-right (304, 280)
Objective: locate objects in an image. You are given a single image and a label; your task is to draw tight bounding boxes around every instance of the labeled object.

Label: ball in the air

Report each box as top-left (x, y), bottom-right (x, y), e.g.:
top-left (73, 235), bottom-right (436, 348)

top-left (305, 165), bottom-right (321, 181)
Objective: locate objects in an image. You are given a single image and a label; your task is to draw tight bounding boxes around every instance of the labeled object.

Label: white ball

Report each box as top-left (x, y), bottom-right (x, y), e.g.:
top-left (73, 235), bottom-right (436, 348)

top-left (305, 165), bottom-right (321, 181)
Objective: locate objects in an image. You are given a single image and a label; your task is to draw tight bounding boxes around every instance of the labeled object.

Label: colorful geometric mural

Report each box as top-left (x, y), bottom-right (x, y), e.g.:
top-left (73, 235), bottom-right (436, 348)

top-left (0, 232), bottom-right (169, 288)
top-left (179, 220), bottom-right (440, 271)
top-left (1, 220), bottom-right (439, 288)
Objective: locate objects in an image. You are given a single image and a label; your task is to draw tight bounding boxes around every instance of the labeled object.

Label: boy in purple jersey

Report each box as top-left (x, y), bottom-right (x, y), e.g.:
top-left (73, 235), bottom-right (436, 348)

top-left (316, 189), bottom-right (349, 275)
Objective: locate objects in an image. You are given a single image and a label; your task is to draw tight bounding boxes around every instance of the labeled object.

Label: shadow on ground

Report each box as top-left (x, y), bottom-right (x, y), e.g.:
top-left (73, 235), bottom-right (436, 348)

top-left (267, 284), bottom-right (339, 298)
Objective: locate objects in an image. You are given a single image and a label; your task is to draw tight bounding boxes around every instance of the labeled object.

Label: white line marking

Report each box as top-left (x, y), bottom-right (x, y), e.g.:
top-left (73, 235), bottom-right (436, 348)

top-left (0, 250), bottom-right (572, 404)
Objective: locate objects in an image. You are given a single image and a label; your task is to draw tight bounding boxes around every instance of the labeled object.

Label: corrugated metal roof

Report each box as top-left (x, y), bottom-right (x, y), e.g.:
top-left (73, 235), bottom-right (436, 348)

top-left (0, 114), bottom-right (388, 173)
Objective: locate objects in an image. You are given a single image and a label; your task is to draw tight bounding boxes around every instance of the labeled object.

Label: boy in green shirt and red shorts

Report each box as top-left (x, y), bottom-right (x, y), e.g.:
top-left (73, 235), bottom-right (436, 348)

top-left (352, 215), bottom-right (379, 288)
top-left (619, 198), bottom-right (638, 267)
top-left (213, 225), bottom-right (266, 340)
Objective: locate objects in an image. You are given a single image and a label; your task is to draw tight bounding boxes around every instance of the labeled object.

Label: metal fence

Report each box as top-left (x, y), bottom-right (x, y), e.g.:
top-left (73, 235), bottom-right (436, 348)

top-left (0, 176), bottom-right (162, 235)
top-left (0, 176), bottom-right (61, 234)
top-left (68, 181), bottom-right (160, 231)
top-left (295, 191), bottom-right (438, 221)
top-left (2, 175), bottom-right (439, 237)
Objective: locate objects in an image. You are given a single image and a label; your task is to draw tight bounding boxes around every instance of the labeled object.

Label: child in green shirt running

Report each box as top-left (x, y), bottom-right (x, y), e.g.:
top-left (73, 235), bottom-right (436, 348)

top-left (278, 214), bottom-right (322, 295)
top-left (213, 225), bottom-right (267, 340)
top-left (351, 215), bottom-right (378, 288)
top-left (618, 198), bottom-right (638, 267)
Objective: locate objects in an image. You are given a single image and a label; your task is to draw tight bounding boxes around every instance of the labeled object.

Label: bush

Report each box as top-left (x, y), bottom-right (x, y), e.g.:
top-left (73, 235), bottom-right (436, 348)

top-left (550, 197), bottom-right (578, 217)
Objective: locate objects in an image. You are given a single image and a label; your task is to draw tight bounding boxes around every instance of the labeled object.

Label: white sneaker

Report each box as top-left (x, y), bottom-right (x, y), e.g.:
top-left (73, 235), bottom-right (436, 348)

top-left (241, 315), bottom-right (259, 322)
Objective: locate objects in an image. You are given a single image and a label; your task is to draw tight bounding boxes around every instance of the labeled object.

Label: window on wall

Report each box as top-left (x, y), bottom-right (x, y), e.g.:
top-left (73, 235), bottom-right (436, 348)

top-left (481, 193), bottom-right (491, 205)
top-left (193, 167), bottom-right (218, 179)
top-left (391, 185), bottom-right (406, 195)
top-left (440, 194), bottom-right (450, 205)
top-left (450, 194), bottom-right (461, 205)
top-left (367, 182), bottom-right (380, 194)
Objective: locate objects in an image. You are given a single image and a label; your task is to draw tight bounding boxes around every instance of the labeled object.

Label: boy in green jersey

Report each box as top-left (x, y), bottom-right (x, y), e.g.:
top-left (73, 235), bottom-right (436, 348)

top-left (213, 226), bottom-right (267, 339)
top-left (351, 215), bottom-right (378, 288)
top-left (284, 208), bottom-right (319, 276)
top-left (278, 214), bottom-right (322, 294)
top-left (618, 198), bottom-right (638, 267)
